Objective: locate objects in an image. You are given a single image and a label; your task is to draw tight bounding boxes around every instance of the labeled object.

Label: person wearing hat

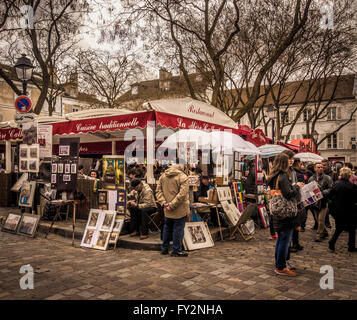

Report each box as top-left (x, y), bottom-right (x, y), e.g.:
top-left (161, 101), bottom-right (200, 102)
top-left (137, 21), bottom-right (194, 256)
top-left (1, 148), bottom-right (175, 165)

top-left (128, 179), bottom-right (157, 240)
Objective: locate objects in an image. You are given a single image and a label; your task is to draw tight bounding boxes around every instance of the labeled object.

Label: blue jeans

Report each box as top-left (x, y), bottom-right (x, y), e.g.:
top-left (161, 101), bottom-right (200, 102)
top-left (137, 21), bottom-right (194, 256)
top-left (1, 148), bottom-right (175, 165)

top-left (275, 227), bottom-right (293, 270)
top-left (161, 216), bottom-right (186, 253)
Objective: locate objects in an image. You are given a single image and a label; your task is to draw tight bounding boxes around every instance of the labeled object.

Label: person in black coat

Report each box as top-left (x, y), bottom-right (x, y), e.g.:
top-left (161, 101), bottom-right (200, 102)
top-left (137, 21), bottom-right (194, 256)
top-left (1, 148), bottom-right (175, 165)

top-left (267, 153), bottom-right (303, 276)
top-left (328, 167), bottom-right (357, 252)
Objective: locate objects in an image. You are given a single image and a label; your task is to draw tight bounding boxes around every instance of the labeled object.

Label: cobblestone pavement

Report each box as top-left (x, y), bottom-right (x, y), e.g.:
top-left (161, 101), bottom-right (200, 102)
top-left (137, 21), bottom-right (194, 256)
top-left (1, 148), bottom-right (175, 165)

top-left (0, 213), bottom-right (356, 300)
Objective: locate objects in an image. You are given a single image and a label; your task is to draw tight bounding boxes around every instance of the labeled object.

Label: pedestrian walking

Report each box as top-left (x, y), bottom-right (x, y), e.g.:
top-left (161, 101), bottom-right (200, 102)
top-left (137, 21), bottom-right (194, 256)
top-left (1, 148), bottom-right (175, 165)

top-left (328, 167), bottom-right (357, 253)
top-left (308, 163), bottom-right (333, 242)
top-left (156, 164), bottom-right (189, 257)
top-left (268, 153), bottom-right (303, 276)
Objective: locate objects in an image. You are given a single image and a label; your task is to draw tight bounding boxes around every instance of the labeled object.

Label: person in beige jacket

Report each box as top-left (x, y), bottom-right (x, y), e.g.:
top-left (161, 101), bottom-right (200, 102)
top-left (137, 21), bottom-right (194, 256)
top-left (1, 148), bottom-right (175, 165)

top-left (156, 164), bottom-right (189, 257)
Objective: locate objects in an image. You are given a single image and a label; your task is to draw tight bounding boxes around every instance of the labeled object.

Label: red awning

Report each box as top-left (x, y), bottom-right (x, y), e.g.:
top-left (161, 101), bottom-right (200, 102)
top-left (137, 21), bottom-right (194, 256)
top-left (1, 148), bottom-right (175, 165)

top-left (277, 141), bottom-right (299, 152)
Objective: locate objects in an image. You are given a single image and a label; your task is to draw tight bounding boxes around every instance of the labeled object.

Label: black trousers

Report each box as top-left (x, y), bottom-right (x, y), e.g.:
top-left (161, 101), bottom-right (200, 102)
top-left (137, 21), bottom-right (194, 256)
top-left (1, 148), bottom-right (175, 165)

top-left (292, 229), bottom-right (299, 246)
top-left (329, 225), bottom-right (356, 250)
top-left (129, 206), bottom-right (156, 235)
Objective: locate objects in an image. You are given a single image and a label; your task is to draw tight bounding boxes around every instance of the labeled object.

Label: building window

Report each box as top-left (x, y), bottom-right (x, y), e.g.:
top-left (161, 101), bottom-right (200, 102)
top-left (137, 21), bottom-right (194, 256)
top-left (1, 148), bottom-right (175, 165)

top-left (327, 107), bottom-right (336, 120)
top-left (280, 111), bottom-right (288, 125)
top-left (327, 133), bottom-right (337, 149)
top-left (303, 109), bottom-right (311, 121)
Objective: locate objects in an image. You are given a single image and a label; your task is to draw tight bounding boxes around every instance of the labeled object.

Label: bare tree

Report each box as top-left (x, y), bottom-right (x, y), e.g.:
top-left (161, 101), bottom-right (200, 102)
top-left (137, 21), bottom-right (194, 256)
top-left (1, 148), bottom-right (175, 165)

top-left (0, 0), bottom-right (90, 115)
top-left (74, 49), bottom-right (145, 108)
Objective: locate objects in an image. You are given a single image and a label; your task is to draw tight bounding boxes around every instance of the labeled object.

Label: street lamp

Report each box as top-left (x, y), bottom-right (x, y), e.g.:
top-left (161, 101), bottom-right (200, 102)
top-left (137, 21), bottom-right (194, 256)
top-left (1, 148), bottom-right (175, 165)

top-left (313, 130), bottom-right (319, 152)
top-left (14, 54), bottom-right (34, 95)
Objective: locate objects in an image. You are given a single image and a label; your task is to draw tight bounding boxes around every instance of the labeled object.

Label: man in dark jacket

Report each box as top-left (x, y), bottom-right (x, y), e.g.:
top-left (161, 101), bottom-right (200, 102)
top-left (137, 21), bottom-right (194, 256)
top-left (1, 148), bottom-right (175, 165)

top-left (308, 163), bottom-right (333, 242)
top-left (128, 179), bottom-right (157, 240)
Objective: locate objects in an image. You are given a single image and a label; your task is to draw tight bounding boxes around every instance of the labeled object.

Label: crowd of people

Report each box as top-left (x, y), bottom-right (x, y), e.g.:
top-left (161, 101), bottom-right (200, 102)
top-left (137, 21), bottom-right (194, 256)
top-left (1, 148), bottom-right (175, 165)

top-left (267, 152), bottom-right (357, 277)
top-left (74, 155), bottom-right (356, 265)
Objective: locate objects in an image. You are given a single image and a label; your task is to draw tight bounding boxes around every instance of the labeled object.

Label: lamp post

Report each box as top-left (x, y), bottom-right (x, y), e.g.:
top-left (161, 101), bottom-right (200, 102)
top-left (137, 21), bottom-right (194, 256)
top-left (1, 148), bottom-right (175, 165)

top-left (14, 54), bottom-right (34, 95)
top-left (313, 130), bottom-right (319, 153)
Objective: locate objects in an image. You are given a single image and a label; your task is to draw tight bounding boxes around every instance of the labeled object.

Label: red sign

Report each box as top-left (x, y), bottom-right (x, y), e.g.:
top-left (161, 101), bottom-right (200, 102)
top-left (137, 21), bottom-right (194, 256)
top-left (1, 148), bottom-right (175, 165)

top-left (246, 128), bottom-right (268, 147)
top-left (51, 111), bottom-right (155, 136)
top-left (15, 96), bottom-right (32, 113)
top-left (155, 111), bottom-right (233, 131)
top-left (0, 128), bottom-right (23, 141)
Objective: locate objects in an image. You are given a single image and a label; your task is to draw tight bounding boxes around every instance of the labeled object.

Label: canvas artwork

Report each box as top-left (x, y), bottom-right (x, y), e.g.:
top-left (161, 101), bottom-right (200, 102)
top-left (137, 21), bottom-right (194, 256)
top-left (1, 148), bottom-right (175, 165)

top-left (64, 164), bottom-right (71, 174)
top-left (63, 174), bottom-right (71, 182)
top-left (2, 213), bottom-right (22, 233)
top-left (183, 222), bottom-right (214, 251)
top-left (71, 163), bottom-right (77, 174)
top-left (17, 214), bottom-right (40, 237)
top-left (256, 172), bottom-right (264, 184)
top-left (20, 160), bottom-right (28, 171)
top-left (98, 191), bottom-right (107, 204)
top-left (98, 204), bottom-right (108, 210)
top-left (93, 231), bottom-right (111, 250)
top-left (242, 219), bottom-right (255, 236)
top-left (112, 218), bottom-right (124, 233)
top-left (188, 175), bottom-right (200, 187)
top-left (20, 147), bottom-right (28, 158)
top-left (28, 160), bottom-right (38, 172)
top-left (258, 205), bottom-right (270, 229)
top-left (51, 174), bottom-right (56, 183)
top-left (58, 163), bottom-right (64, 173)
top-left (100, 212), bottom-right (116, 231)
top-left (52, 163), bottom-right (57, 173)
top-left (30, 147), bottom-right (38, 158)
top-left (59, 145), bottom-right (70, 156)
top-left (80, 229), bottom-right (97, 248)
top-left (86, 210), bottom-right (100, 229)
top-left (18, 181), bottom-right (36, 207)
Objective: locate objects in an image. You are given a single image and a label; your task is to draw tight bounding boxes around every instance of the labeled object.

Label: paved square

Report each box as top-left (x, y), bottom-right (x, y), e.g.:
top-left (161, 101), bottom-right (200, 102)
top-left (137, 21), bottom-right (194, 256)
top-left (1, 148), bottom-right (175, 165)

top-left (0, 213), bottom-right (356, 300)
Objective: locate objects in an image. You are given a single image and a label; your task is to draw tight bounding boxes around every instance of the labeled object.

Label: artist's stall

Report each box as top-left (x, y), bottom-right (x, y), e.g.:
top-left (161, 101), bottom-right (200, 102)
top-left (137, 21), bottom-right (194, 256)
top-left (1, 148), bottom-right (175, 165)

top-left (2, 97), bottom-right (255, 249)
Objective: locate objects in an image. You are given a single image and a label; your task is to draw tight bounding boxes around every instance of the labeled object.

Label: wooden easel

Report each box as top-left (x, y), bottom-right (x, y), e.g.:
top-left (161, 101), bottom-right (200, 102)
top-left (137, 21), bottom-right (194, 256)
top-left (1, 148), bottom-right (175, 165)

top-left (229, 223), bottom-right (254, 241)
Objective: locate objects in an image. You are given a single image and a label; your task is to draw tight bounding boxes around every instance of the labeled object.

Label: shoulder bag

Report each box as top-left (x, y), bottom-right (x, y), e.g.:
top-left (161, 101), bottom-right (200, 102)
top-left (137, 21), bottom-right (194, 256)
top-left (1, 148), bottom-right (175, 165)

top-left (269, 175), bottom-right (298, 220)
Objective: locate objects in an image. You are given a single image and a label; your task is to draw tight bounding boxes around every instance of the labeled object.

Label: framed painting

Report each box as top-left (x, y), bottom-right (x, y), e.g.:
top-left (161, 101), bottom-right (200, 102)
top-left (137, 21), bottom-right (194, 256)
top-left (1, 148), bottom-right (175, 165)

top-left (258, 205), bottom-right (270, 229)
top-left (183, 221), bottom-right (214, 251)
top-left (80, 229), bottom-right (97, 248)
top-left (2, 213), bottom-right (22, 233)
top-left (59, 145), bottom-right (70, 156)
top-left (98, 190), bottom-right (107, 204)
top-left (242, 219), bottom-right (255, 235)
top-left (18, 181), bottom-right (36, 208)
top-left (85, 209), bottom-right (101, 229)
top-left (93, 231), bottom-right (111, 250)
top-left (99, 211), bottom-right (116, 232)
top-left (17, 214), bottom-right (40, 237)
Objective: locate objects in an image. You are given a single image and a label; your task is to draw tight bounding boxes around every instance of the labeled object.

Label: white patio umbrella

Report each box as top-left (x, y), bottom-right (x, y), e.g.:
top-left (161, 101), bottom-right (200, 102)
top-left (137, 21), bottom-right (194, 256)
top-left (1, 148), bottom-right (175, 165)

top-left (157, 129), bottom-right (211, 150)
top-left (294, 152), bottom-right (324, 162)
top-left (210, 131), bottom-right (261, 155)
top-left (258, 144), bottom-right (288, 158)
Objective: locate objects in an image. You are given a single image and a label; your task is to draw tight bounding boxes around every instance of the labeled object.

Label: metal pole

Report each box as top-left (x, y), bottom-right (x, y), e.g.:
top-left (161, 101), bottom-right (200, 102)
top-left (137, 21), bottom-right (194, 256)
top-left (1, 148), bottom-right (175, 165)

top-left (271, 118), bottom-right (275, 143)
top-left (22, 81), bottom-right (27, 95)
